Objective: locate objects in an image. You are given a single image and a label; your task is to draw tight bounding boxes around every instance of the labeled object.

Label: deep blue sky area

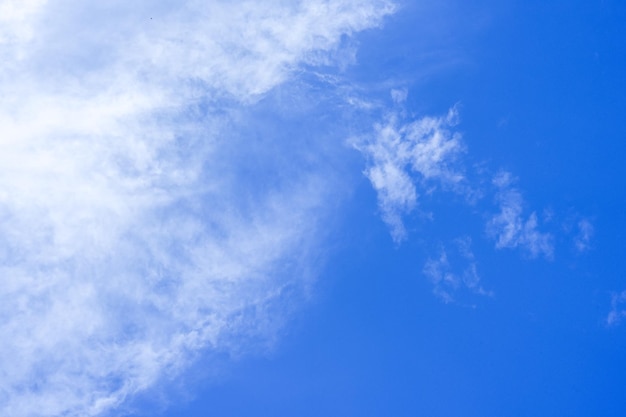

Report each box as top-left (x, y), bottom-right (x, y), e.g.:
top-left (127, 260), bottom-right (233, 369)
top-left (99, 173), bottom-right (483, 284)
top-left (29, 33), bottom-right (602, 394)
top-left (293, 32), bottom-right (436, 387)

top-left (158, 2), bottom-right (626, 416)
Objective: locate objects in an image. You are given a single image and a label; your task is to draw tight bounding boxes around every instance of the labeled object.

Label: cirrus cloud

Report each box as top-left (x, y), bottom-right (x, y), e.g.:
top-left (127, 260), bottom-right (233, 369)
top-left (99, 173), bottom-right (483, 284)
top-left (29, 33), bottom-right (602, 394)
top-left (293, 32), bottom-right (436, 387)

top-left (0, 1), bottom-right (394, 416)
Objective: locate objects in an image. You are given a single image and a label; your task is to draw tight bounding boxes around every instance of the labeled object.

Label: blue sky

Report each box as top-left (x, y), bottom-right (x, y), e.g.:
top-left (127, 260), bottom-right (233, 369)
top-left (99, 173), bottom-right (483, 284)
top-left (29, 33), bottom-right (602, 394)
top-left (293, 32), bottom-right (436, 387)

top-left (1, 1), bottom-right (625, 416)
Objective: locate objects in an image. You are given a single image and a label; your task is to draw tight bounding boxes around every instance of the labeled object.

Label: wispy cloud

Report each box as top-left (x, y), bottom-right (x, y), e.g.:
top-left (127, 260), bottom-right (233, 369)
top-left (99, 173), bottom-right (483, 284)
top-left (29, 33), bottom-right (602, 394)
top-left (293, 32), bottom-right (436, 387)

top-left (0, 1), bottom-right (393, 416)
top-left (573, 218), bottom-right (594, 253)
top-left (487, 171), bottom-right (553, 258)
top-left (607, 291), bottom-right (626, 326)
top-left (352, 106), bottom-right (465, 242)
top-left (423, 237), bottom-right (492, 304)
top-left (353, 99), bottom-right (556, 258)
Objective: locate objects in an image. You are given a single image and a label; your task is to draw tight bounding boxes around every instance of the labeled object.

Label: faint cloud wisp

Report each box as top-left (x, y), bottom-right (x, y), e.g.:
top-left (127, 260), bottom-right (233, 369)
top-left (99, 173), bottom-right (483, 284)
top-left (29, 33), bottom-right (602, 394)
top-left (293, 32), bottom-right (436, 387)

top-left (607, 291), bottom-right (626, 326)
top-left (423, 237), bottom-right (493, 304)
top-left (573, 218), bottom-right (594, 253)
top-left (487, 171), bottom-right (553, 259)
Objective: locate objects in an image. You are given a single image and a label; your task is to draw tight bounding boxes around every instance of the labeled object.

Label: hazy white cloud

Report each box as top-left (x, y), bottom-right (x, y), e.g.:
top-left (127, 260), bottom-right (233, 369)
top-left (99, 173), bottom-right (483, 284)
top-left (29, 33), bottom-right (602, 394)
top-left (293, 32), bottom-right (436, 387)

top-left (353, 106), bottom-right (465, 242)
top-left (423, 237), bottom-right (492, 304)
top-left (390, 88), bottom-right (408, 104)
top-left (607, 291), bottom-right (626, 326)
top-left (0, 0), bottom-right (46, 46)
top-left (423, 251), bottom-right (458, 303)
top-left (487, 172), bottom-right (553, 258)
top-left (573, 218), bottom-right (594, 253)
top-left (0, 1), bottom-right (394, 416)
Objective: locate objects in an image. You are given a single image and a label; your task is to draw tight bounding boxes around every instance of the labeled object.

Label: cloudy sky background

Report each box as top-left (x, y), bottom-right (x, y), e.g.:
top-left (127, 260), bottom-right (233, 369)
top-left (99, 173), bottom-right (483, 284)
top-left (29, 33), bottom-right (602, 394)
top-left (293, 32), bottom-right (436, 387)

top-left (1, 1), bottom-right (626, 416)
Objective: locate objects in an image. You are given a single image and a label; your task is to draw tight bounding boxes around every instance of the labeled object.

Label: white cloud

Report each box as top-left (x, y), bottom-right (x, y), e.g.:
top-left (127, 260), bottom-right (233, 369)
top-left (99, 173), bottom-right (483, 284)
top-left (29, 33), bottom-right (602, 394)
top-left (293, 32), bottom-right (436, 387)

top-left (352, 106), bottom-right (465, 242)
top-left (487, 171), bottom-right (553, 258)
top-left (607, 291), bottom-right (626, 326)
top-left (573, 218), bottom-right (594, 253)
top-left (390, 88), bottom-right (408, 104)
top-left (423, 237), bottom-right (492, 304)
top-left (0, 0), bottom-right (46, 46)
top-left (0, 1), bottom-right (394, 416)
top-left (423, 251), bottom-right (458, 303)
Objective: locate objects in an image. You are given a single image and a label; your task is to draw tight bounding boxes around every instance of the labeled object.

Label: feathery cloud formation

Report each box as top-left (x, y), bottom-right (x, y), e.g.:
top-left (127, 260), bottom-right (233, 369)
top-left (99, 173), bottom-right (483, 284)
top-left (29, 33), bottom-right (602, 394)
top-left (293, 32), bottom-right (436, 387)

top-left (0, 1), bottom-right (393, 416)
top-left (487, 171), bottom-right (553, 258)
top-left (353, 103), bottom-right (557, 304)
top-left (423, 237), bottom-right (492, 304)
top-left (607, 291), bottom-right (626, 326)
top-left (352, 106), bottom-right (465, 242)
